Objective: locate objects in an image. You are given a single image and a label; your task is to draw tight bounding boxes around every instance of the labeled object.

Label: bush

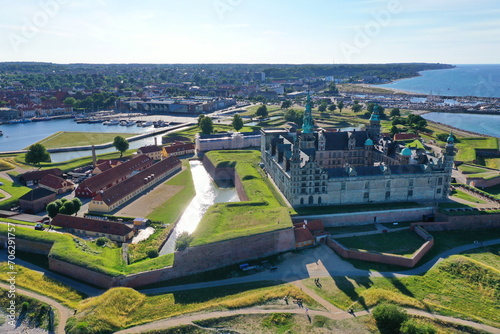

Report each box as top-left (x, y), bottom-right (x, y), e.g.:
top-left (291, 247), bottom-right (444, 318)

top-left (372, 303), bottom-right (408, 334)
top-left (400, 319), bottom-right (437, 334)
top-left (147, 249), bottom-right (159, 258)
top-left (95, 237), bottom-right (109, 247)
top-left (175, 232), bottom-right (193, 251)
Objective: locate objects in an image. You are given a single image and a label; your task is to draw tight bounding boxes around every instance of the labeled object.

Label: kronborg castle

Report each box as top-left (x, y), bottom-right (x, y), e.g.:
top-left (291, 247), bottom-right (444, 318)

top-left (261, 94), bottom-right (455, 206)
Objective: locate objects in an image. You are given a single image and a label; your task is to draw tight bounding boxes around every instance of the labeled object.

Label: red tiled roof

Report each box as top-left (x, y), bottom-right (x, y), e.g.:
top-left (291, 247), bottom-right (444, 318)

top-left (96, 156), bottom-right (181, 206)
top-left (77, 156), bottom-right (153, 195)
top-left (138, 145), bottom-right (162, 154)
top-left (96, 159), bottom-right (122, 167)
top-left (19, 188), bottom-right (56, 201)
top-left (51, 214), bottom-right (134, 237)
top-left (163, 142), bottom-right (195, 154)
top-left (394, 133), bottom-right (419, 141)
top-left (294, 227), bottom-right (314, 243)
top-left (20, 168), bottom-right (62, 182)
top-left (39, 174), bottom-right (73, 189)
top-left (294, 219), bottom-right (324, 232)
top-left (94, 161), bottom-right (114, 173)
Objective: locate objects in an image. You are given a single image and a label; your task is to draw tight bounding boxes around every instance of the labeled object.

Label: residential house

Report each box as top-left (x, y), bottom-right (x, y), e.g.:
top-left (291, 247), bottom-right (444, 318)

top-left (89, 156), bottom-right (182, 213)
top-left (39, 174), bottom-right (75, 194)
top-left (18, 188), bottom-right (56, 214)
top-left (19, 168), bottom-right (63, 186)
top-left (92, 160), bottom-right (121, 175)
top-left (162, 141), bottom-right (195, 157)
top-left (137, 145), bottom-right (164, 160)
top-left (75, 156), bottom-right (153, 198)
top-left (51, 214), bottom-right (135, 242)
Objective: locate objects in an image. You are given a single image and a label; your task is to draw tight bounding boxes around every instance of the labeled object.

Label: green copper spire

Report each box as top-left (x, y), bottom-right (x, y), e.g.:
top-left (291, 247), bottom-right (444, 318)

top-left (302, 91), bottom-right (314, 134)
top-left (369, 105), bottom-right (380, 122)
top-left (447, 132), bottom-right (455, 144)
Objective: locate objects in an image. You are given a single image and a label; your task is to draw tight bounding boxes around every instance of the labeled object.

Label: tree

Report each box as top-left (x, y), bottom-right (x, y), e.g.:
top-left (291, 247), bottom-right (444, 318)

top-left (113, 136), bottom-right (129, 157)
top-left (175, 232), bottom-right (193, 251)
top-left (390, 125), bottom-right (400, 137)
top-left (25, 143), bottom-right (51, 166)
top-left (46, 202), bottom-right (59, 218)
top-left (318, 102), bottom-right (327, 112)
top-left (352, 103), bottom-right (363, 113)
top-left (284, 109), bottom-right (304, 128)
top-left (327, 81), bottom-right (339, 94)
top-left (372, 303), bottom-right (408, 334)
top-left (400, 319), bottom-right (437, 334)
top-left (197, 114), bottom-right (205, 127)
top-left (231, 114), bottom-right (244, 132)
top-left (199, 116), bottom-right (214, 134)
top-left (390, 107), bottom-right (401, 118)
top-left (281, 100), bottom-right (291, 109)
top-left (328, 104), bottom-right (337, 112)
top-left (72, 198), bottom-right (82, 216)
top-left (63, 97), bottom-right (76, 106)
top-left (255, 104), bottom-right (268, 118)
top-left (337, 100), bottom-right (344, 113)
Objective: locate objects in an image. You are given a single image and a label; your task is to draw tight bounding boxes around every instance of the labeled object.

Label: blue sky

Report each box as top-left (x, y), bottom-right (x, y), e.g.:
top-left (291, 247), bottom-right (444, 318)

top-left (1, 0), bottom-right (499, 64)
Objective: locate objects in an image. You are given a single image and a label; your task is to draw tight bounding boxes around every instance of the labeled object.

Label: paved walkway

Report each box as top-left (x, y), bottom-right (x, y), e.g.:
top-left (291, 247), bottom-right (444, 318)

top-left (0, 282), bottom-right (71, 334)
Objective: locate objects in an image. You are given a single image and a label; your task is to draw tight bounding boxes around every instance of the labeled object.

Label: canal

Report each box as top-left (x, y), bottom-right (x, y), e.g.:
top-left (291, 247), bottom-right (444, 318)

top-left (159, 160), bottom-right (239, 255)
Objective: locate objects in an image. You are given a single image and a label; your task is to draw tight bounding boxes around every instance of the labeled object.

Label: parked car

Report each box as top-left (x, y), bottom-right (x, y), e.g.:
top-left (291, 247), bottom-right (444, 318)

top-left (34, 223), bottom-right (44, 231)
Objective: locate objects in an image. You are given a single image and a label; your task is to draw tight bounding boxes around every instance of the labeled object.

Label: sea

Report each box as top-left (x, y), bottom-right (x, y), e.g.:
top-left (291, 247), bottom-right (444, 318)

top-left (378, 64), bottom-right (500, 137)
top-left (379, 64), bottom-right (500, 98)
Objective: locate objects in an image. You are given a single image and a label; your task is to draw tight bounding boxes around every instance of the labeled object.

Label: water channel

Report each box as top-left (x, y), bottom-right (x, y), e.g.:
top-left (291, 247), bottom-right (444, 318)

top-left (159, 160), bottom-right (240, 255)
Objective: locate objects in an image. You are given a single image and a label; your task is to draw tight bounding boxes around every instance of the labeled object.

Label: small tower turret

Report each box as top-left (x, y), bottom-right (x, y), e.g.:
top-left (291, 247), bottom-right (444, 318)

top-left (367, 105), bottom-right (382, 137)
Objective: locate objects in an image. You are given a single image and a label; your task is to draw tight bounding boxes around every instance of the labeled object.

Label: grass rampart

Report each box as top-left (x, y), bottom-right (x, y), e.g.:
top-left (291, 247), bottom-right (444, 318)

top-left (191, 150), bottom-right (292, 246)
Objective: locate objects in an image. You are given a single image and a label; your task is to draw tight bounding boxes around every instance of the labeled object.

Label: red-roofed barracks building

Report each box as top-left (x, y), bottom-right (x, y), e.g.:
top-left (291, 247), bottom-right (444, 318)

top-left (76, 156), bottom-right (153, 198)
top-left (51, 214), bottom-right (135, 242)
top-left (88, 156), bottom-right (182, 213)
top-left (39, 174), bottom-right (75, 194)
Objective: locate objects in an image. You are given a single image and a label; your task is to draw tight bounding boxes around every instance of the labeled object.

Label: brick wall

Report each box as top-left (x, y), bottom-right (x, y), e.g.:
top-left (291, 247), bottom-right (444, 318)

top-left (414, 216), bottom-right (500, 231)
top-left (326, 228), bottom-right (434, 268)
top-left (293, 207), bottom-right (435, 227)
top-left (0, 236), bottom-right (52, 255)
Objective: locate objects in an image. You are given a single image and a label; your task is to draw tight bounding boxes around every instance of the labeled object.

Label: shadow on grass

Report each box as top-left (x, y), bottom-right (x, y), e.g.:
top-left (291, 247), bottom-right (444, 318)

top-left (333, 276), bottom-right (372, 311)
top-left (171, 281), bottom-right (281, 305)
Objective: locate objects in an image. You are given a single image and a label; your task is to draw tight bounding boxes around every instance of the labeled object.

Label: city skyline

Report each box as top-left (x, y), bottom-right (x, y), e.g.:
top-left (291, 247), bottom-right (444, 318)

top-left (0, 0), bottom-right (499, 64)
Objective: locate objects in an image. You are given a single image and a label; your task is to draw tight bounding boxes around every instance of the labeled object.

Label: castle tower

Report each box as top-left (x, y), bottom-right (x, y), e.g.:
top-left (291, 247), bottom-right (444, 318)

top-left (300, 91), bottom-right (316, 150)
top-left (367, 105), bottom-right (381, 138)
top-left (444, 132), bottom-right (455, 173)
top-left (364, 138), bottom-right (374, 165)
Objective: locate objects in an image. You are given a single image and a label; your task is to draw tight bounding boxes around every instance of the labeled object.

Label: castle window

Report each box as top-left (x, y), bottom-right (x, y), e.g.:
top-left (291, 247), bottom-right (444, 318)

top-left (309, 196), bottom-right (314, 205)
top-left (300, 198), bottom-right (304, 205)
top-left (408, 189), bottom-right (413, 197)
top-left (438, 177), bottom-right (443, 185)
top-left (437, 188), bottom-right (441, 194)
top-left (385, 191), bottom-right (390, 200)
top-left (364, 181), bottom-right (370, 189)
top-left (364, 192), bottom-right (369, 199)
top-left (409, 179), bottom-right (414, 187)
top-left (386, 180), bottom-right (391, 188)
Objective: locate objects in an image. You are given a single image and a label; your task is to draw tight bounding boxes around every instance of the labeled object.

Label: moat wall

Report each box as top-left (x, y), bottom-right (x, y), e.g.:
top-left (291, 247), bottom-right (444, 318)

top-left (293, 207), bottom-right (435, 226)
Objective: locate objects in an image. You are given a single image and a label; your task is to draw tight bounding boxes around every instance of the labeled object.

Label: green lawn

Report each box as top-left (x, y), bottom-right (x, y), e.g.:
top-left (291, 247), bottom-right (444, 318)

top-left (405, 139), bottom-right (425, 150)
top-left (0, 159), bottom-right (14, 171)
top-left (191, 150), bottom-right (292, 246)
top-left (0, 176), bottom-right (31, 209)
top-left (146, 161), bottom-right (195, 224)
top-left (303, 254), bottom-right (500, 327)
top-left (449, 188), bottom-right (487, 204)
top-left (335, 230), bottom-right (426, 256)
top-left (458, 164), bottom-right (491, 174)
top-left (455, 137), bottom-right (499, 162)
top-left (65, 283), bottom-right (317, 334)
top-left (31, 131), bottom-right (138, 149)
top-left (162, 124), bottom-right (261, 143)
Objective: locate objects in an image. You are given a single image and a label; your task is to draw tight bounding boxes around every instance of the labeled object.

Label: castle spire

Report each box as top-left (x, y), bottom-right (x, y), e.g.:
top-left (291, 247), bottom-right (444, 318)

top-left (302, 91), bottom-right (314, 134)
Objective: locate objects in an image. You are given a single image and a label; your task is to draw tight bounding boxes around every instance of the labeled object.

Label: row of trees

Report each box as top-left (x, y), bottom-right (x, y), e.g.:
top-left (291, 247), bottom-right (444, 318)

top-left (46, 198), bottom-right (82, 218)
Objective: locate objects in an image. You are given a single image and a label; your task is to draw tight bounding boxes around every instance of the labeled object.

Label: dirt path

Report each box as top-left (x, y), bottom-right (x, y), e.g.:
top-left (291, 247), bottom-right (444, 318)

top-left (0, 282), bottom-right (71, 334)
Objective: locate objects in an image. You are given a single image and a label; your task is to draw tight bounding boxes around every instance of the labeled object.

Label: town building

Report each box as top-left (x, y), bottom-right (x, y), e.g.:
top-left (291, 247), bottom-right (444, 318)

top-left (162, 141), bottom-right (195, 157)
top-left (92, 160), bottom-right (122, 175)
top-left (88, 156), bottom-right (182, 213)
top-left (76, 156), bottom-right (153, 198)
top-left (51, 214), bottom-right (135, 242)
top-left (18, 188), bottom-right (56, 214)
top-left (137, 145), bottom-right (164, 161)
top-left (19, 168), bottom-right (63, 186)
top-left (195, 132), bottom-right (261, 153)
top-left (39, 174), bottom-right (75, 194)
top-left (261, 93), bottom-right (455, 207)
